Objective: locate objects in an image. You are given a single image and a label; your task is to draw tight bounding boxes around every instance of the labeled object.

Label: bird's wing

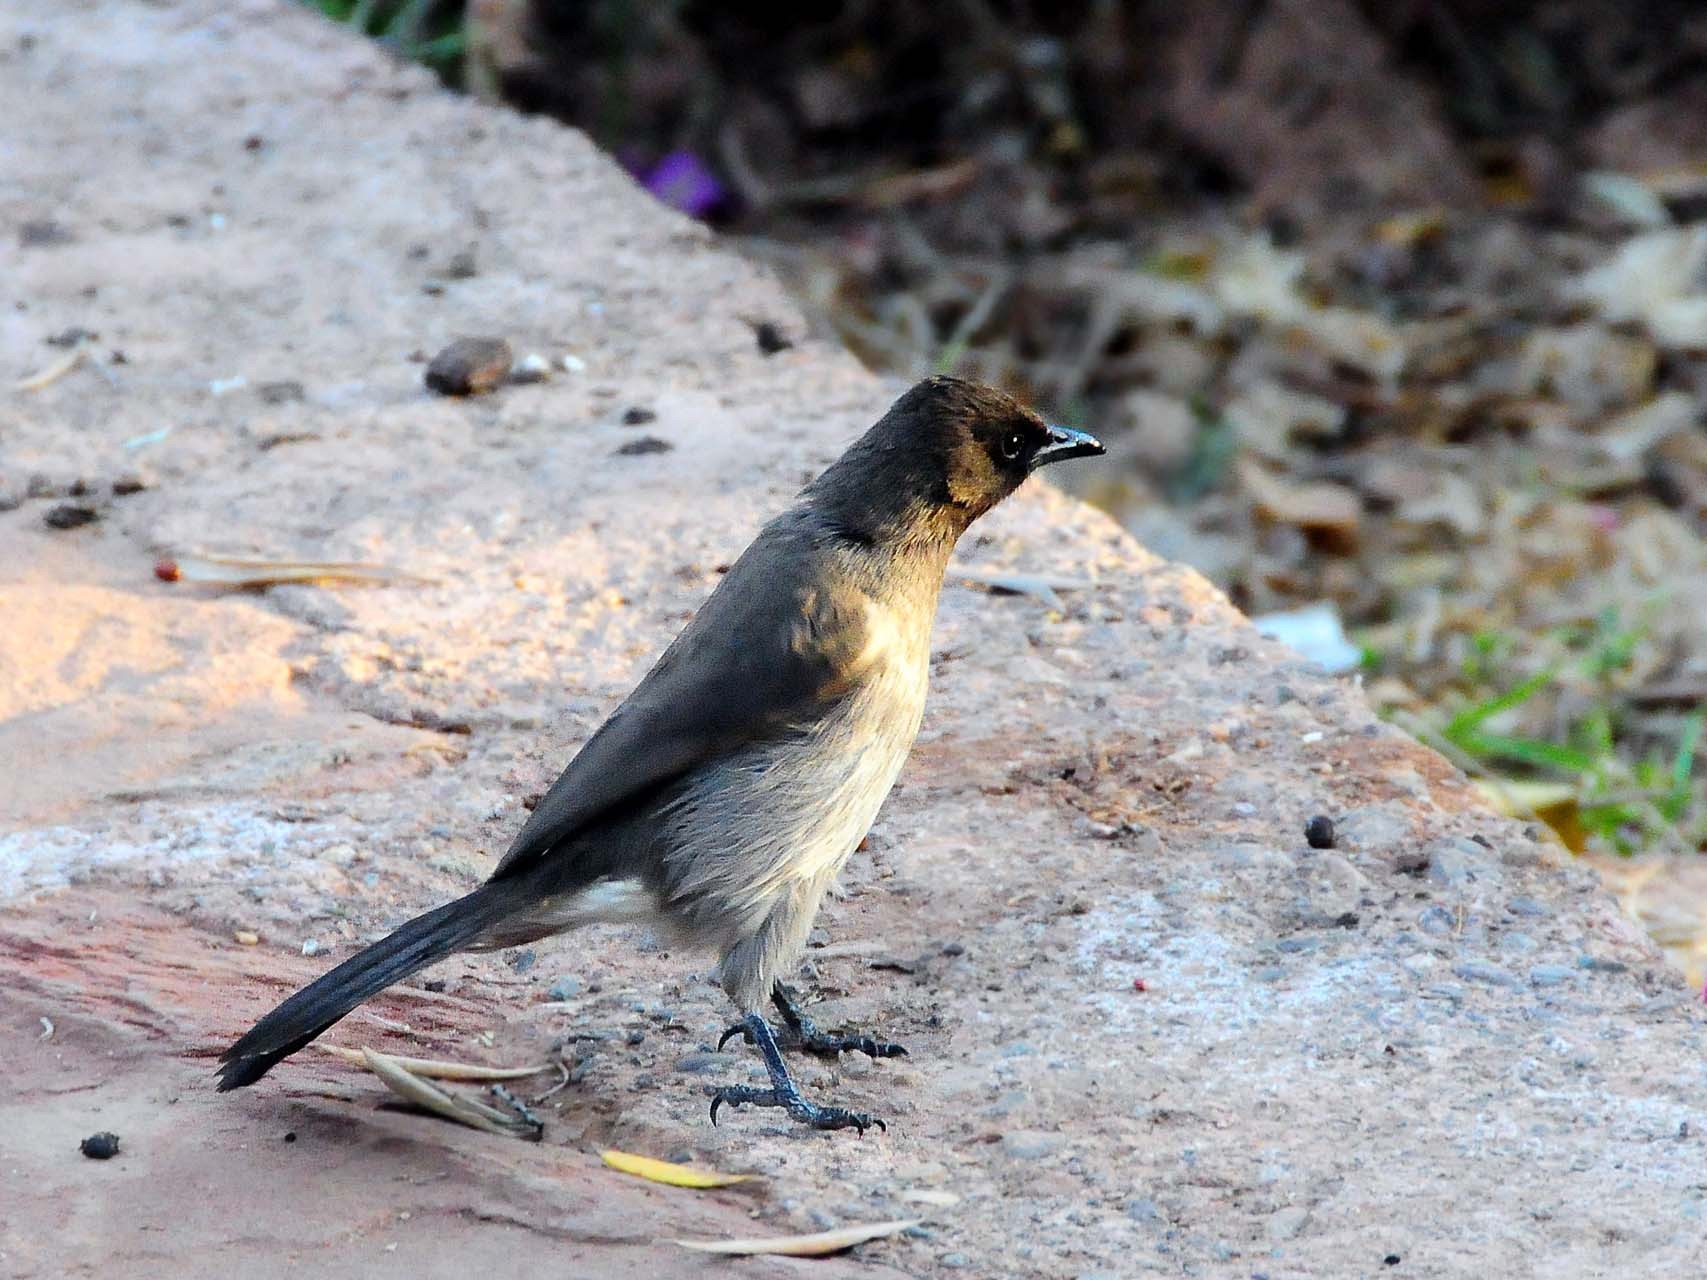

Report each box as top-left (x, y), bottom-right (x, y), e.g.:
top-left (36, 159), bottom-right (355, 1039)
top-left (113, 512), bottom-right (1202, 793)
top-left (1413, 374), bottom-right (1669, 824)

top-left (490, 531), bottom-right (877, 880)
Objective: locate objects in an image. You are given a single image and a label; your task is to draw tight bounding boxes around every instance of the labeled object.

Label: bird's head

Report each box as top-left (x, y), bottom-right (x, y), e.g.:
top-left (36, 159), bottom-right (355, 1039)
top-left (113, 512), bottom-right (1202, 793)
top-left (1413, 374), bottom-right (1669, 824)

top-left (809, 376), bottom-right (1104, 549)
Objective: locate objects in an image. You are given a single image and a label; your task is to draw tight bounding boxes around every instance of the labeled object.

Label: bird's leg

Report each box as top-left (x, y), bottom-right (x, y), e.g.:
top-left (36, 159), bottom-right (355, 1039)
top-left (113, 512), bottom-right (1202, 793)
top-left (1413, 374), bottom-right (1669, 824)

top-left (708, 1014), bottom-right (885, 1133)
top-left (716, 982), bottom-right (907, 1059)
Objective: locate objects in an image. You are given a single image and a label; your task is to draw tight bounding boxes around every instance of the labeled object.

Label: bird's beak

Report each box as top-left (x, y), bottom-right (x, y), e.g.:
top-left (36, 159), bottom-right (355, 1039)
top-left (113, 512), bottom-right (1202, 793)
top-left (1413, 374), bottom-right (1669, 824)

top-left (1030, 424), bottom-right (1105, 471)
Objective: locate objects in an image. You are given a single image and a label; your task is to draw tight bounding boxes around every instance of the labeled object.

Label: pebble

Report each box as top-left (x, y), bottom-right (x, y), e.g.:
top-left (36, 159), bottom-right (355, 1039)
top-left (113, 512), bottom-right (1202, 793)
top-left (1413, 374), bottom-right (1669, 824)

top-left (44, 503), bottom-right (99, 530)
top-left (1304, 815), bottom-right (1336, 848)
top-left (424, 337), bottom-right (512, 395)
top-left (1499, 932), bottom-right (1538, 955)
top-left (1124, 1198), bottom-right (1163, 1225)
top-left (1453, 959), bottom-right (1519, 988)
top-left (1400, 953), bottom-right (1437, 977)
top-left (233, 929), bottom-right (259, 946)
top-left (1001, 1130), bottom-right (1063, 1160)
top-left (1425, 838), bottom-right (1489, 888)
top-left (1417, 906), bottom-right (1457, 936)
top-left (1267, 1206), bottom-right (1310, 1241)
top-left (1333, 806), bottom-right (1410, 850)
top-left (301, 939), bottom-right (321, 957)
top-left (1528, 964), bottom-right (1576, 988)
top-left (1506, 896), bottom-right (1551, 918)
top-left (548, 976), bottom-right (582, 1000)
top-left (939, 1253), bottom-right (971, 1269)
top-left (673, 1052), bottom-right (724, 1075)
top-left (1576, 954), bottom-right (1628, 973)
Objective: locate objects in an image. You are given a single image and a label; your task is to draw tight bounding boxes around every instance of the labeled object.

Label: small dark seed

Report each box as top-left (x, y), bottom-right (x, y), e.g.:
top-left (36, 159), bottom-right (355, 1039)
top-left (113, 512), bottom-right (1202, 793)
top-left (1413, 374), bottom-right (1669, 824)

top-left (1383, 1256), bottom-right (1401, 1267)
top-left (616, 436), bottom-right (673, 456)
top-left (80, 1132), bottom-right (121, 1160)
top-left (621, 406), bottom-right (657, 425)
top-left (283, 1131), bottom-right (297, 1143)
top-left (1304, 814), bottom-right (1336, 849)
top-left (752, 321), bottom-right (793, 355)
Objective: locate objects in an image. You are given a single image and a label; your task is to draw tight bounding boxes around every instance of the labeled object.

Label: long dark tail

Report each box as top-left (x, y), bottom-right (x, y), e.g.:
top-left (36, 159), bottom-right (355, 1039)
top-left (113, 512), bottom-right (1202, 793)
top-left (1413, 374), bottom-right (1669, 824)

top-left (216, 882), bottom-right (516, 1091)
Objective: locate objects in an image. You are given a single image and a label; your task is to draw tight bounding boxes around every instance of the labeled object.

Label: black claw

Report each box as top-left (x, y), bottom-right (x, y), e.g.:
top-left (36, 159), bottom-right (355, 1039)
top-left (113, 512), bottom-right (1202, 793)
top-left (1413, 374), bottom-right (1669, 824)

top-left (716, 1023), bottom-right (752, 1052)
top-left (770, 983), bottom-right (908, 1060)
top-left (707, 1015), bottom-right (887, 1136)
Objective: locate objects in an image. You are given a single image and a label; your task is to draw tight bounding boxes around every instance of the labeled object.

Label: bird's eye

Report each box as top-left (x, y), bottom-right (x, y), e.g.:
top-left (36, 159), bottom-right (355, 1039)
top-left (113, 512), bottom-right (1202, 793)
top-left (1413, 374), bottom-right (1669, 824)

top-left (1000, 429), bottom-right (1028, 461)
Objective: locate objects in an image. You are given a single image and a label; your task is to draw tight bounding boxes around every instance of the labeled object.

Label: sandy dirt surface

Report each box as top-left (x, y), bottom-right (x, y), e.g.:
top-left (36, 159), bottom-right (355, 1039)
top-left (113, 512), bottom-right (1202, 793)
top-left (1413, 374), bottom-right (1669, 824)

top-left (4, 3), bottom-right (1706, 1278)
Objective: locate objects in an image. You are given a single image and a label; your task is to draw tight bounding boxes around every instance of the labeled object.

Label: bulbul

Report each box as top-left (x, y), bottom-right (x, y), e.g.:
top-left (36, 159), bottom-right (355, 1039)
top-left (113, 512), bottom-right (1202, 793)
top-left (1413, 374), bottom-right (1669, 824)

top-left (218, 376), bottom-right (1103, 1132)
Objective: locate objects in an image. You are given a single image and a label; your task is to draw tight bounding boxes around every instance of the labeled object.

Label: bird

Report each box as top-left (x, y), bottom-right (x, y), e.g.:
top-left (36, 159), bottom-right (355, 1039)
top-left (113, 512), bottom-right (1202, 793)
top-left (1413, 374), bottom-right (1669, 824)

top-left (217, 375), bottom-right (1103, 1132)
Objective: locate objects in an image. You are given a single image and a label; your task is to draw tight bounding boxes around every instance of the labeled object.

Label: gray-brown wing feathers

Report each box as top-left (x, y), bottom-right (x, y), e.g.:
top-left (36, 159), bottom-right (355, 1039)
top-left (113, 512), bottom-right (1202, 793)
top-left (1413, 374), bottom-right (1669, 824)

top-left (490, 525), bottom-right (871, 880)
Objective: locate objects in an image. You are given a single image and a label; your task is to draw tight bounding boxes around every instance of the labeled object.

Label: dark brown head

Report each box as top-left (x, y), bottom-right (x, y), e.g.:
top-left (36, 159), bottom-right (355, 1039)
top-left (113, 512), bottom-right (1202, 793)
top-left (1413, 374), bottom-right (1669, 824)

top-left (807, 376), bottom-right (1104, 549)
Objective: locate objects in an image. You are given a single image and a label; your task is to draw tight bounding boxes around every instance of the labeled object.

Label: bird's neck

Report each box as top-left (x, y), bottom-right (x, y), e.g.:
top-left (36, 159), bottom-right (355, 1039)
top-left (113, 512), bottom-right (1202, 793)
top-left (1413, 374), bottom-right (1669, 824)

top-left (805, 449), bottom-right (976, 564)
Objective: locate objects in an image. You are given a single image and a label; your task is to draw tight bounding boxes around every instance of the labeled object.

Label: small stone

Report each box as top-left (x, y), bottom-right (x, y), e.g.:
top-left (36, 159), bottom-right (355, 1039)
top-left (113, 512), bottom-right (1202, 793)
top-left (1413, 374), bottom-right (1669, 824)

top-left (1425, 839), bottom-right (1480, 888)
top-left (1576, 954), bottom-right (1628, 973)
top-left (1400, 953), bottom-right (1437, 977)
top-left (79, 1132), bottom-right (121, 1160)
top-left (424, 337), bottom-right (512, 396)
top-left (1334, 806), bottom-right (1411, 851)
top-left (1506, 896), bottom-right (1551, 918)
top-left (301, 939), bottom-right (321, 957)
top-left (616, 436), bottom-right (673, 456)
top-left (1267, 1205), bottom-right (1310, 1241)
top-left (939, 1253), bottom-right (971, 1269)
top-left (547, 975), bottom-right (582, 1000)
top-left (256, 379), bottom-right (305, 404)
top-left (1304, 815), bottom-right (1336, 849)
top-left (509, 353), bottom-right (553, 384)
top-left (1124, 1197), bottom-right (1163, 1225)
top-left (233, 929), bottom-right (259, 946)
top-left (1417, 905), bottom-right (1456, 936)
top-left (621, 406), bottom-right (657, 425)
top-left (674, 1052), bottom-right (724, 1075)
top-left (44, 504), bottom-right (99, 530)
top-left (1529, 964), bottom-right (1575, 988)
top-left (1000, 1130), bottom-right (1062, 1160)
top-left (1453, 959), bottom-right (1518, 988)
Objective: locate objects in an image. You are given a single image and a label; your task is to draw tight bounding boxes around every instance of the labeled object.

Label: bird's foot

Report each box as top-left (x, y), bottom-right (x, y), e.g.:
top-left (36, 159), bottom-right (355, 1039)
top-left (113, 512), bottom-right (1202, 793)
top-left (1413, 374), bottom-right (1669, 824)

top-left (708, 1012), bottom-right (886, 1135)
top-left (708, 1083), bottom-right (883, 1133)
top-left (716, 983), bottom-right (906, 1059)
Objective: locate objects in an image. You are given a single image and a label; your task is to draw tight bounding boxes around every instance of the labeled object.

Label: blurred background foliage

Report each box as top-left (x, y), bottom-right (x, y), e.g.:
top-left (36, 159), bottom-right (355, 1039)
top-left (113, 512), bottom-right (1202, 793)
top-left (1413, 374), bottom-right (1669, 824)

top-left (302, 1), bottom-right (1707, 891)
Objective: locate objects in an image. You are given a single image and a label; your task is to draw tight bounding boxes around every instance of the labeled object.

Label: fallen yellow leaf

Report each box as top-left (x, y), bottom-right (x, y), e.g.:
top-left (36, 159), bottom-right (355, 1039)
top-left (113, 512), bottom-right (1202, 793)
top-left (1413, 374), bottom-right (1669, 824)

top-left (600, 1148), bottom-right (757, 1189)
top-left (673, 1218), bottom-right (920, 1256)
top-left (321, 1045), bottom-right (548, 1080)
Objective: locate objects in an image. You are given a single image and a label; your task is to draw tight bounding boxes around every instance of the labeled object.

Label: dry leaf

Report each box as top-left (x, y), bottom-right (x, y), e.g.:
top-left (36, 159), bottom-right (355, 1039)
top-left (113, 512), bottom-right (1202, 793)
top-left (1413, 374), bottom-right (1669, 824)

top-left (321, 1045), bottom-right (548, 1080)
top-left (155, 552), bottom-right (436, 588)
top-left (360, 1048), bottom-right (542, 1140)
top-left (1239, 459), bottom-right (1362, 541)
top-left (673, 1219), bottom-right (920, 1257)
top-left (13, 344), bottom-right (88, 391)
top-left (600, 1149), bottom-right (757, 1189)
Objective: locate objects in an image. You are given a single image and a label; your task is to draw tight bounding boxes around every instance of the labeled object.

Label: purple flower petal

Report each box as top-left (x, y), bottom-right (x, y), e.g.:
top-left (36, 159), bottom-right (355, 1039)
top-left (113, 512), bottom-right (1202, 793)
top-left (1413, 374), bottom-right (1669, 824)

top-left (642, 150), bottom-right (727, 219)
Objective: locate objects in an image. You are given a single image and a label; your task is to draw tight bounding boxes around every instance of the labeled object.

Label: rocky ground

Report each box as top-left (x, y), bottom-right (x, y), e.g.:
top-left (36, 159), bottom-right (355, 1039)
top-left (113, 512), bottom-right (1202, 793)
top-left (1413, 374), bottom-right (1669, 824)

top-left (3, 3), bottom-right (1706, 1277)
